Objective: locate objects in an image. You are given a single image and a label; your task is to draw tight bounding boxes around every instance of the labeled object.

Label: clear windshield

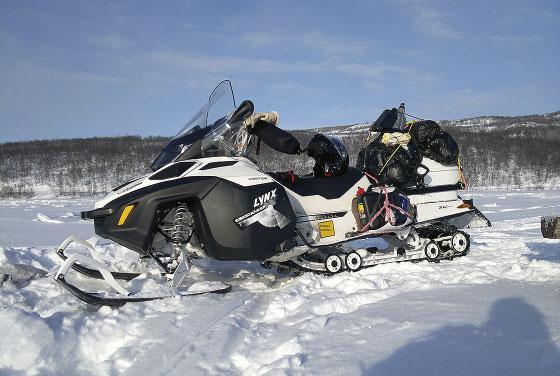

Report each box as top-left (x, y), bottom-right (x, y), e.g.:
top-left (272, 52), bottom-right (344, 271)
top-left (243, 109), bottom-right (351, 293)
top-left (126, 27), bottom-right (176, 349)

top-left (151, 80), bottom-right (248, 171)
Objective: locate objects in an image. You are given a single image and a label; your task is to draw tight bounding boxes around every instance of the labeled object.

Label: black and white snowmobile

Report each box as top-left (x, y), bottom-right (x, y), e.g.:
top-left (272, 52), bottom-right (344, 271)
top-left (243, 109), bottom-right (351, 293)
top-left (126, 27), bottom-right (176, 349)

top-left (54, 80), bottom-right (490, 306)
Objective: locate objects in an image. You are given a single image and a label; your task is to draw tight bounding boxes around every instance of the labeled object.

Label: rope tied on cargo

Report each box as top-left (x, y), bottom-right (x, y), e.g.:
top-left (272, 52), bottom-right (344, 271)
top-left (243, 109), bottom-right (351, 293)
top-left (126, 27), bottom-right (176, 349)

top-left (404, 112), bottom-right (425, 121)
top-left (378, 144), bottom-right (402, 176)
top-left (359, 172), bottom-right (413, 232)
top-left (458, 157), bottom-right (468, 189)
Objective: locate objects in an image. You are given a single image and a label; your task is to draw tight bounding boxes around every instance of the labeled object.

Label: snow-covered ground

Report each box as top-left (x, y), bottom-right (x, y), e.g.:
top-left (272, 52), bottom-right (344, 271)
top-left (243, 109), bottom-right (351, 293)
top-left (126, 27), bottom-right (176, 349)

top-left (1, 191), bottom-right (559, 375)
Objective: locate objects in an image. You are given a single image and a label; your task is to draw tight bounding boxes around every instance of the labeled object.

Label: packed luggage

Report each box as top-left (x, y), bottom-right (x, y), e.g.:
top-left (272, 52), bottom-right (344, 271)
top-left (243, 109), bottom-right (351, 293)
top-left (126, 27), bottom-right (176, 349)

top-left (357, 105), bottom-right (461, 188)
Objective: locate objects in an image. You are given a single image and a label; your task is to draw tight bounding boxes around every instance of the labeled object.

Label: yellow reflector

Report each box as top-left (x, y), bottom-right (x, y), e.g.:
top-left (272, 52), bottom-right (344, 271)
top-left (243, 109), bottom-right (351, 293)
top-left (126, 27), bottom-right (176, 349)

top-left (118, 204), bottom-right (135, 226)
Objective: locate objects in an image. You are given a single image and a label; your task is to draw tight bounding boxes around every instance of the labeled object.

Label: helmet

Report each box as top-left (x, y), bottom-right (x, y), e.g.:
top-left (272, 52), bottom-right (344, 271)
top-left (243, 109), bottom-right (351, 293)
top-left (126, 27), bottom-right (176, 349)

top-left (307, 134), bottom-right (349, 177)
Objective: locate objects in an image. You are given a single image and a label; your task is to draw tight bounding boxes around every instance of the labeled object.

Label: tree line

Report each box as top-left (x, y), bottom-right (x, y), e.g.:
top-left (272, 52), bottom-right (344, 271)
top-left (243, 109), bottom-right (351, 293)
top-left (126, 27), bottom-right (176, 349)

top-left (0, 115), bottom-right (559, 198)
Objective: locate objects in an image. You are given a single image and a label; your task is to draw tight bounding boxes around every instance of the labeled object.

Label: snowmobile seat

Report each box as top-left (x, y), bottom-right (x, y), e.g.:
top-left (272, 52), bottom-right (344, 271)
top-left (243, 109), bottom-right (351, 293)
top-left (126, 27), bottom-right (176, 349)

top-left (268, 167), bottom-right (364, 200)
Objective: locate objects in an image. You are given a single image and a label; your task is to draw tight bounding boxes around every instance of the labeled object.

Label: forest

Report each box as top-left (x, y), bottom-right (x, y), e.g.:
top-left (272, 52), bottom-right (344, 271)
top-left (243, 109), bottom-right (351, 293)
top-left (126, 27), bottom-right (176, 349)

top-left (0, 112), bottom-right (559, 198)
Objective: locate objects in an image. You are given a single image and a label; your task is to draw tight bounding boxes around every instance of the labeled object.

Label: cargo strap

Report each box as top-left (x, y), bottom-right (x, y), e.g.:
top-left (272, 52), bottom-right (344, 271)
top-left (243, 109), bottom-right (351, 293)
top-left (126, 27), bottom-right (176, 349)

top-left (360, 172), bottom-right (413, 232)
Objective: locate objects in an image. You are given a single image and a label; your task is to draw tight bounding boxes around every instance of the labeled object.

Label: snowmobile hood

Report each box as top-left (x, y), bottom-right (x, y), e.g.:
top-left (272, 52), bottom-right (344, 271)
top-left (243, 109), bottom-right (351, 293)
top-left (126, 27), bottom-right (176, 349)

top-left (93, 156), bottom-right (267, 210)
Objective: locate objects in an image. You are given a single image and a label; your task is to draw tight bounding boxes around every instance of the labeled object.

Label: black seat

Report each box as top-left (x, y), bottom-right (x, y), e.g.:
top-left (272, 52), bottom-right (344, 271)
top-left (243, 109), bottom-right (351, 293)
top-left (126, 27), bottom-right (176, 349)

top-left (268, 167), bottom-right (364, 200)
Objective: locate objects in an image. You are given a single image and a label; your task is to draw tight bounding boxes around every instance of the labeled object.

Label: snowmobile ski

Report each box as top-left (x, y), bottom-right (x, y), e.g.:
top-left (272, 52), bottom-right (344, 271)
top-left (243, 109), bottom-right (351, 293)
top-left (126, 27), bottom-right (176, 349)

top-left (54, 236), bottom-right (231, 307)
top-left (55, 274), bottom-right (231, 308)
top-left (56, 236), bottom-right (140, 281)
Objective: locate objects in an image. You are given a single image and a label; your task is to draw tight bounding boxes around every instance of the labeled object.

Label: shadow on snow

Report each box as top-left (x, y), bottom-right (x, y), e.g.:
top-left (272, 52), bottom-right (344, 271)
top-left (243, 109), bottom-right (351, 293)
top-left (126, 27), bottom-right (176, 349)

top-left (525, 241), bottom-right (560, 264)
top-left (363, 297), bottom-right (560, 376)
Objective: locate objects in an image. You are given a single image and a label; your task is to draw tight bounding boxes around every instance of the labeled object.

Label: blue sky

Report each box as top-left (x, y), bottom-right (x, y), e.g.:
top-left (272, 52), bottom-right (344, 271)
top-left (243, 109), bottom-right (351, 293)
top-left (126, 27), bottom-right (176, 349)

top-left (1, 0), bottom-right (558, 141)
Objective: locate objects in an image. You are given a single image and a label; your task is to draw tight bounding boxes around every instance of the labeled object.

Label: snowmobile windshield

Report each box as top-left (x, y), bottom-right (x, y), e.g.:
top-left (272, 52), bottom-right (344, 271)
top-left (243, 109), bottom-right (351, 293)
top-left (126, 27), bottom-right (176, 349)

top-left (151, 80), bottom-right (242, 171)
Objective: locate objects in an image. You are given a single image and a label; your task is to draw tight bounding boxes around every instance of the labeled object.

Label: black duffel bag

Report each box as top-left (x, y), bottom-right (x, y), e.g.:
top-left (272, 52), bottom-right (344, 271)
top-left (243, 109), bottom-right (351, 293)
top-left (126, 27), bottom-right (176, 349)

top-left (424, 131), bottom-right (459, 165)
top-left (408, 120), bottom-right (459, 165)
top-left (408, 120), bottom-right (441, 145)
top-left (357, 137), bottom-right (421, 187)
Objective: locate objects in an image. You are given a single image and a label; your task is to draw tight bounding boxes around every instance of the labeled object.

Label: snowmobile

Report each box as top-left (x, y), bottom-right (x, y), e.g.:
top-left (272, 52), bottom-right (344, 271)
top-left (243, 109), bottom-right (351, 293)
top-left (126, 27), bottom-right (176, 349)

top-left (54, 80), bottom-right (490, 306)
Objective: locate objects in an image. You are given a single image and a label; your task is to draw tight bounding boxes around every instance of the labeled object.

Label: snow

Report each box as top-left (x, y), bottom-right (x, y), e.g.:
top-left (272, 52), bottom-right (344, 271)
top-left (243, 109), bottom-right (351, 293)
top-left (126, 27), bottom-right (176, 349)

top-left (447, 116), bottom-right (498, 128)
top-left (1, 191), bottom-right (560, 375)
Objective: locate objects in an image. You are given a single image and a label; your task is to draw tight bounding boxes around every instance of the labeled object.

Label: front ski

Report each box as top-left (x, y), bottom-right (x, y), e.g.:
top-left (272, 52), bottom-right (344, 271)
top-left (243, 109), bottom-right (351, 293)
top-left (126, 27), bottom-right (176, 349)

top-left (56, 236), bottom-right (140, 281)
top-left (56, 248), bottom-right (140, 281)
top-left (54, 236), bottom-right (231, 307)
top-left (55, 274), bottom-right (231, 307)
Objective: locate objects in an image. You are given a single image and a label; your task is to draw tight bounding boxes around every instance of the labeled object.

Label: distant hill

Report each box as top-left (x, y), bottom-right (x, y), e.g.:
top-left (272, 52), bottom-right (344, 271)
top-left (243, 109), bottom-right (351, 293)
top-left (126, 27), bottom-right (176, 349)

top-left (440, 111), bottom-right (560, 131)
top-left (0, 111), bottom-right (559, 198)
top-left (307, 111), bottom-right (560, 135)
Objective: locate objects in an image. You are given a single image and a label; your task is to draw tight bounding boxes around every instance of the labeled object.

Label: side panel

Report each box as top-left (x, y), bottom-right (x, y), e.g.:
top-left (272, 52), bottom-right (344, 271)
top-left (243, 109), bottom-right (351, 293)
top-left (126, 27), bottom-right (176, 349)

top-left (94, 175), bottom-right (296, 261)
top-left (93, 176), bottom-right (220, 253)
top-left (279, 174), bottom-right (370, 246)
top-left (196, 180), bottom-right (296, 261)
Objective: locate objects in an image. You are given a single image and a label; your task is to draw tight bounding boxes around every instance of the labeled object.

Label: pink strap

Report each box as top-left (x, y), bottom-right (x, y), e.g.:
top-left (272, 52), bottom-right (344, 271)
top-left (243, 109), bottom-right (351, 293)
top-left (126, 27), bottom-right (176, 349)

top-left (359, 172), bottom-right (413, 232)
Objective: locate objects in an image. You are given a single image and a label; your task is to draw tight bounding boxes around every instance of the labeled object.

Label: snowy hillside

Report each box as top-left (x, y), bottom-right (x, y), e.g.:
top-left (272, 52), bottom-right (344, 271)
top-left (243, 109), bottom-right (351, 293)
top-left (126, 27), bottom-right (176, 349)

top-left (0, 111), bottom-right (559, 198)
top-left (1, 191), bottom-right (559, 375)
top-left (440, 111), bottom-right (560, 131)
top-left (308, 110), bottom-right (560, 134)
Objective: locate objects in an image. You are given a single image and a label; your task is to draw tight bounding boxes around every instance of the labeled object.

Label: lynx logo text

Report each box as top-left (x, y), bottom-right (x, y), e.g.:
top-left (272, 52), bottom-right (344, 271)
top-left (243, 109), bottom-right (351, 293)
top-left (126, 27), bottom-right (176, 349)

top-left (254, 189), bottom-right (277, 208)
